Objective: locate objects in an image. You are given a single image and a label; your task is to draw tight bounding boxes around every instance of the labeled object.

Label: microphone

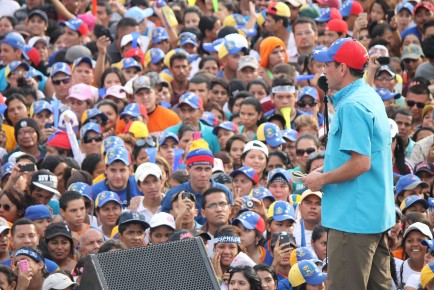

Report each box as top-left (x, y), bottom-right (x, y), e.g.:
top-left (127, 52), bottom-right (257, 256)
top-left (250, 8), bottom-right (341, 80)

top-left (318, 75), bottom-right (328, 93)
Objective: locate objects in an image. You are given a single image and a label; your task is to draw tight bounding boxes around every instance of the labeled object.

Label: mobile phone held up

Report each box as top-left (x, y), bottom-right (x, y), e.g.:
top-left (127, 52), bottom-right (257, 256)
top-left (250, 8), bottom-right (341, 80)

top-left (18, 260), bottom-right (29, 272)
top-left (19, 164), bottom-right (37, 172)
top-left (192, 131), bottom-right (202, 141)
top-left (279, 232), bottom-right (290, 249)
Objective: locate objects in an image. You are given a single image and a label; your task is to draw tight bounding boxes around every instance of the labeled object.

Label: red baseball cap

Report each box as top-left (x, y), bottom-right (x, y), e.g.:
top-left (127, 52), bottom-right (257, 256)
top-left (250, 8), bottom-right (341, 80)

top-left (414, 1), bottom-right (434, 15)
top-left (316, 0), bottom-right (340, 9)
top-left (325, 19), bottom-right (349, 34)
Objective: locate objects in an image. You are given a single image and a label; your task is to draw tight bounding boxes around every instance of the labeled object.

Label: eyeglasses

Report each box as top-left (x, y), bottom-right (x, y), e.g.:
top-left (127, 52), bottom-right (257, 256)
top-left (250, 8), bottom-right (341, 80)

top-left (17, 130), bottom-right (36, 136)
top-left (296, 147), bottom-right (316, 157)
top-left (10, 70), bottom-right (26, 77)
top-left (297, 100), bottom-right (318, 108)
top-left (358, 35), bottom-right (370, 41)
top-left (83, 135), bottom-right (103, 144)
top-left (406, 100), bottom-right (426, 109)
top-left (52, 77), bottom-right (71, 85)
top-left (375, 76), bottom-right (394, 81)
top-left (403, 59), bottom-right (419, 64)
top-left (0, 203), bottom-right (15, 212)
top-left (136, 138), bottom-right (156, 148)
top-left (205, 201), bottom-right (229, 209)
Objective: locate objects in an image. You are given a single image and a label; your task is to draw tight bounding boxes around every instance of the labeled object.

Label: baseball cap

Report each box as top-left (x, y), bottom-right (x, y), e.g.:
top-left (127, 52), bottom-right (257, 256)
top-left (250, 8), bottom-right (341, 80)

top-left (230, 166), bottom-right (259, 184)
top-left (4, 61), bottom-right (30, 77)
top-left (218, 34), bottom-right (248, 59)
top-left (422, 239), bottom-right (434, 251)
top-left (133, 76), bottom-right (153, 93)
top-left (397, 1), bottom-right (414, 14)
top-left (152, 27), bottom-right (170, 44)
top-left (267, 168), bottom-right (291, 184)
top-left (124, 121), bottom-right (149, 139)
top-left (179, 32), bottom-right (198, 47)
top-left (267, 201), bottom-right (295, 221)
top-left (60, 18), bottom-right (88, 37)
top-left (300, 189), bottom-right (323, 202)
top-left (179, 92), bottom-right (203, 110)
top-left (120, 103), bottom-right (142, 119)
top-left (375, 64), bottom-right (396, 78)
top-left (290, 247), bottom-right (322, 266)
top-left (243, 140), bottom-right (269, 157)
top-left (0, 217), bottom-right (10, 234)
top-left (50, 62), bottom-right (71, 77)
top-left (200, 112), bottom-right (217, 127)
top-left (118, 211), bottom-right (150, 229)
top-left (82, 108), bottom-right (108, 125)
top-left (104, 85), bottom-right (126, 99)
top-left (28, 9), bottom-right (48, 22)
top-left (65, 45), bottom-right (92, 63)
top-left (212, 121), bottom-right (239, 135)
top-left (299, 3), bottom-right (321, 19)
top-left (267, 2), bottom-right (291, 18)
top-left (284, 0), bottom-right (306, 7)
top-left (249, 187), bottom-right (276, 203)
top-left (31, 100), bottom-right (52, 115)
top-left (28, 36), bottom-right (49, 48)
top-left (67, 83), bottom-right (93, 102)
top-left (203, 38), bottom-right (225, 54)
top-left (395, 174), bottom-right (430, 196)
top-left (42, 273), bottom-right (77, 290)
top-left (401, 44), bottom-right (424, 60)
top-left (315, 7), bottom-right (342, 22)
top-left (223, 14), bottom-right (247, 29)
top-left (72, 56), bottom-right (95, 70)
top-left (232, 211), bottom-right (266, 233)
top-left (119, 57), bottom-right (142, 71)
top-left (135, 162), bottom-right (162, 182)
top-left (237, 55), bottom-right (259, 71)
top-left (105, 146), bottom-right (130, 166)
top-left (168, 229), bottom-right (212, 242)
top-left (1, 162), bottom-right (14, 180)
top-left (415, 161), bottom-right (434, 175)
top-left (125, 48), bottom-right (145, 66)
top-left (421, 262), bottom-right (434, 289)
top-left (24, 205), bottom-right (51, 221)
top-left (376, 88), bottom-right (400, 101)
top-left (8, 151), bottom-right (35, 164)
top-left (149, 212), bottom-right (176, 230)
top-left (80, 122), bottom-right (102, 138)
top-left (163, 48), bottom-right (189, 68)
top-left (145, 48), bottom-right (165, 65)
top-left (158, 131), bottom-right (179, 146)
top-left (403, 222), bottom-right (433, 239)
top-left (313, 38), bottom-right (368, 70)
top-left (1, 32), bottom-right (26, 51)
top-left (389, 118), bottom-right (398, 139)
top-left (124, 6), bottom-right (153, 24)
top-left (316, 0), bottom-right (340, 9)
top-left (31, 170), bottom-right (60, 195)
top-left (68, 182), bottom-right (93, 201)
top-left (45, 222), bottom-right (73, 240)
top-left (340, 0), bottom-right (363, 17)
top-left (95, 191), bottom-right (122, 208)
top-left (102, 136), bottom-right (125, 155)
top-left (282, 129), bottom-right (298, 142)
top-left (257, 123), bottom-right (285, 148)
top-left (120, 32), bottom-right (144, 49)
top-left (298, 86), bottom-right (319, 101)
top-left (289, 260), bottom-right (328, 287)
top-left (414, 1), bottom-right (434, 15)
top-left (325, 19), bottom-right (348, 34)
top-left (400, 195), bottom-right (429, 212)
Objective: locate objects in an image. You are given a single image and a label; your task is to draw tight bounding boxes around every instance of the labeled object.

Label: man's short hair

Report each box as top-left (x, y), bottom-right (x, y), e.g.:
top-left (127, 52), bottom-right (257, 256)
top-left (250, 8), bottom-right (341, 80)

top-left (116, 18), bottom-right (138, 34)
top-left (408, 83), bottom-right (430, 96)
top-left (392, 108), bottom-right (414, 123)
top-left (97, 1), bottom-right (112, 14)
top-left (423, 19), bottom-right (434, 35)
top-left (11, 219), bottom-right (34, 236)
top-left (189, 75), bottom-right (211, 89)
top-left (59, 191), bottom-right (84, 211)
top-left (201, 187), bottom-right (229, 209)
top-left (267, 13), bottom-right (290, 28)
top-left (292, 17), bottom-right (317, 33)
top-left (170, 52), bottom-right (188, 68)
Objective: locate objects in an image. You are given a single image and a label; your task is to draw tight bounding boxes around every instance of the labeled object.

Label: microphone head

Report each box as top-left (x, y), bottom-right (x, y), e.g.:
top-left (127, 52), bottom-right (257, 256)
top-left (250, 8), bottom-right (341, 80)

top-left (318, 75), bottom-right (328, 93)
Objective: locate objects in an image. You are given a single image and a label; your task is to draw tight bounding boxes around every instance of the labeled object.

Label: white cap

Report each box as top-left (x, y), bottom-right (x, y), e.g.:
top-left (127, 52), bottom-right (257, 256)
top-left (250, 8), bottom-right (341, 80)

top-left (243, 140), bottom-right (269, 157)
top-left (135, 162), bottom-right (162, 182)
top-left (42, 273), bottom-right (77, 290)
top-left (28, 36), bottom-right (49, 48)
top-left (0, 217), bottom-right (10, 234)
top-left (8, 151), bottom-right (26, 163)
top-left (120, 34), bottom-right (145, 48)
top-left (149, 212), bottom-right (176, 230)
top-left (388, 118), bottom-right (398, 139)
top-left (212, 158), bottom-right (225, 173)
top-left (404, 222), bottom-right (433, 239)
top-left (300, 189), bottom-right (322, 202)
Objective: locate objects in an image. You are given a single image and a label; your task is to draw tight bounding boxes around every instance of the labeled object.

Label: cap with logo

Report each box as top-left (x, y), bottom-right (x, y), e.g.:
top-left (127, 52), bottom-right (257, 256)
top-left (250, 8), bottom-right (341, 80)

top-left (42, 273), bottom-right (77, 290)
top-left (232, 211), bottom-right (266, 233)
top-left (145, 48), bottom-right (165, 65)
top-left (179, 92), bottom-right (203, 110)
top-left (135, 162), bottom-right (162, 182)
top-left (152, 27), bottom-right (169, 44)
top-left (395, 174), bottom-right (430, 196)
top-left (120, 103), bottom-right (142, 119)
top-left (397, 1), bottom-right (414, 14)
top-left (118, 211), bottom-right (150, 229)
top-left (51, 62), bottom-right (71, 77)
top-left (102, 136), bottom-right (125, 155)
top-left (375, 64), bottom-right (396, 78)
top-left (31, 170), bottom-right (60, 195)
top-left (179, 32), bottom-right (198, 47)
top-left (401, 44), bottom-right (424, 60)
top-left (68, 182), bottom-right (93, 201)
top-left (376, 88), bottom-right (400, 101)
top-left (340, 0), bottom-right (363, 17)
top-left (290, 247), bottom-right (323, 266)
top-left (60, 18), bottom-right (88, 37)
top-left (289, 260), bottom-right (328, 287)
top-left (315, 7), bottom-right (342, 22)
top-left (268, 168), bottom-right (291, 184)
top-left (249, 187), bottom-right (276, 203)
top-left (105, 146), bottom-right (130, 166)
top-left (267, 2), bottom-right (291, 18)
top-left (267, 201), bottom-right (295, 221)
top-left (400, 195), bottom-right (429, 213)
top-left (243, 140), bottom-right (269, 157)
top-left (415, 161), bottom-right (434, 176)
top-left (104, 85), bottom-right (126, 100)
top-left (149, 212), bottom-right (176, 230)
top-left (80, 122), bottom-right (101, 138)
top-left (67, 83), bottom-right (93, 102)
top-left (31, 100), bottom-right (52, 116)
top-left (230, 166), bottom-right (259, 185)
top-left (95, 191), bottom-right (122, 208)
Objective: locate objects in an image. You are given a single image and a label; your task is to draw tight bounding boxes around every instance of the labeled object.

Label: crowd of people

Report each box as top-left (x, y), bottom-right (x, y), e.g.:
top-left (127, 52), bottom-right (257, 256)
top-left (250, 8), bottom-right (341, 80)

top-left (0, 0), bottom-right (431, 288)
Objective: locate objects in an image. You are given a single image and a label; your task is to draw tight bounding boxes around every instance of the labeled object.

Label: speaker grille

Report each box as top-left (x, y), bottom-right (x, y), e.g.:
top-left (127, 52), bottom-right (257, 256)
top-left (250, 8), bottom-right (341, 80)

top-left (94, 238), bottom-right (219, 290)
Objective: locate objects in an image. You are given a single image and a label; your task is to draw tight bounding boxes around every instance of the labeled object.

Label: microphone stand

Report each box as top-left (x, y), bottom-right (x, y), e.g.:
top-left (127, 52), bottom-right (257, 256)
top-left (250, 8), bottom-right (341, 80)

top-left (318, 76), bottom-right (329, 148)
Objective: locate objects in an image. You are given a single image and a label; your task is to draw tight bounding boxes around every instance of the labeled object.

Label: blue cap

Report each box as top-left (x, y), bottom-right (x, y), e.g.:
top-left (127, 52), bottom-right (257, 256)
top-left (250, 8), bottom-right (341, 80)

top-left (249, 187), bottom-right (276, 202)
top-left (267, 168), bottom-right (291, 184)
top-left (179, 32), bottom-right (198, 47)
top-left (32, 100), bottom-right (52, 115)
top-left (125, 6), bottom-right (153, 24)
top-left (95, 191), bottom-right (122, 208)
top-left (120, 103), bottom-right (142, 119)
top-left (257, 122), bottom-right (285, 148)
top-left (152, 27), bottom-right (169, 44)
top-left (60, 18), bottom-right (88, 36)
top-left (179, 92), bottom-right (203, 110)
top-left (25, 67), bottom-right (42, 81)
top-left (102, 136), bottom-right (125, 154)
top-left (84, 108), bottom-right (108, 123)
top-left (105, 146), bottom-right (130, 166)
top-left (24, 204), bottom-right (51, 220)
top-left (80, 122), bottom-right (102, 138)
top-left (395, 174), bottom-right (430, 196)
top-left (72, 56), bottom-right (95, 69)
top-left (200, 112), bottom-right (217, 126)
top-left (212, 121), bottom-right (239, 135)
top-left (5, 61), bottom-right (30, 77)
top-left (158, 131), bottom-right (179, 146)
top-left (292, 247), bottom-right (322, 264)
top-left (289, 260), bottom-right (327, 286)
top-left (422, 239), bottom-right (434, 251)
top-left (400, 195), bottom-right (429, 212)
top-left (267, 200), bottom-right (295, 222)
top-left (397, 1), bottom-right (414, 14)
top-left (282, 129), bottom-right (298, 142)
top-left (203, 38), bottom-right (225, 53)
top-left (230, 166), bottom-right (259, 184)
top-left (1, 32), bottom-right (26, 52)
top-left (376, 88), bottom-right (400, 101)
top-left (122, 57), bottom-right (142, 71)
top-left (68, 182), bottom-right (93, 201)
top-left (298, 86), bottom-right (319, 101)
top-left (118, 211), bottom-right (149, 229)
top-left (147, 48), bottom-right (165, 64)
top-left (51, 62), bottom-right (71, 77)
top-left (1, 162), bottom-right (14, 180)
top-left (232, 211), bottom-right (266, 233)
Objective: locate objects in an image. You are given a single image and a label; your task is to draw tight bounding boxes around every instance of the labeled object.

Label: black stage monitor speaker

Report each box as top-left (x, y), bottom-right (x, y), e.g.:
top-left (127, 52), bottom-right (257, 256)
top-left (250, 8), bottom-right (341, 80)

top-left (77, 237), bottom-right (220, 290)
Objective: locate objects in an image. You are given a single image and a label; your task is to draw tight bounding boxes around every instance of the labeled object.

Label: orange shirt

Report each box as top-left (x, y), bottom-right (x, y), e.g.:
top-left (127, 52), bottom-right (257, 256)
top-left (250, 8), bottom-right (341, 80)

top-left (147, 105), bottom-right (180, 135)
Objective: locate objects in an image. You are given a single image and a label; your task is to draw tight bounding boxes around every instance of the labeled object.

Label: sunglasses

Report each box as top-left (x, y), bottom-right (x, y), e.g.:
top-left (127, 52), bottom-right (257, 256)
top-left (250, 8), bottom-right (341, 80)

top-left (0, 203), bottom-right (14, 212)
top-left (296, 147), bottom-right (316, 157)
top-left (83, 135), bottom-right (103, 144)
top-left (297, 100), bottom-right (318, 108)
top-left (406, 100), bottom-right (426, 109)
top-left (358, 35), bottom-right (370, 41)
top-left (52, 77), bottom-right (71, 85)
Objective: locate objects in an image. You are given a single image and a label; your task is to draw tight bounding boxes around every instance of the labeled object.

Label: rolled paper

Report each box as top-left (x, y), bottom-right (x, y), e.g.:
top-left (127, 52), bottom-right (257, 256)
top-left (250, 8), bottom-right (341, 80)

top-left (172, 148), bottom-right (184, 172)
top-left (295, 74), bottom-right (315, 83)
top-left (145, 147), bottom-right (157, 163)
top-left (51, 100), bottom-right (61, 128)
top-left (187, 0), bottom-right (196, 6)
top-left (279, 107), bottom-right (292, 129)
top-left (212, 0), bottom-right (218, 12)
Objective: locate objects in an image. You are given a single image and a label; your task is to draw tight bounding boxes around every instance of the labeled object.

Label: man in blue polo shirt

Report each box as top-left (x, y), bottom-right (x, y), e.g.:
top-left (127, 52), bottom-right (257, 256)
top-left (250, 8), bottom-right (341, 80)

top-left (161, 139), bottom-right (232, 224)
top-left (303, 38), bottom-right (394, 290)
top-left (91, 146), bottom-right (141, 209)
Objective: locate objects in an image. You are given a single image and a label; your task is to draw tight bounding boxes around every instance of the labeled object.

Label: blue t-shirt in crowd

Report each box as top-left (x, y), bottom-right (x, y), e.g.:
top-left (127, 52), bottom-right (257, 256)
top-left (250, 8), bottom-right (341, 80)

top-left (91, 176), bottom-right (142, 209)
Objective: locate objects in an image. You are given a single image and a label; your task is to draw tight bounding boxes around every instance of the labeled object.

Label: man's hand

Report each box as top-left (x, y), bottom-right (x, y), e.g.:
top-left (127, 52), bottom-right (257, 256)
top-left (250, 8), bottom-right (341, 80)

top-left (302, 171), bottom-right (325, 192)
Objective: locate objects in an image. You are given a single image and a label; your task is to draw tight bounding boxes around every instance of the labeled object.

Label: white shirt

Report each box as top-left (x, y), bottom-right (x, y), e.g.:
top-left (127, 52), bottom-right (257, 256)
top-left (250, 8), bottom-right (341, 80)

top-left (395, 258), bottom-right (420, 288)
